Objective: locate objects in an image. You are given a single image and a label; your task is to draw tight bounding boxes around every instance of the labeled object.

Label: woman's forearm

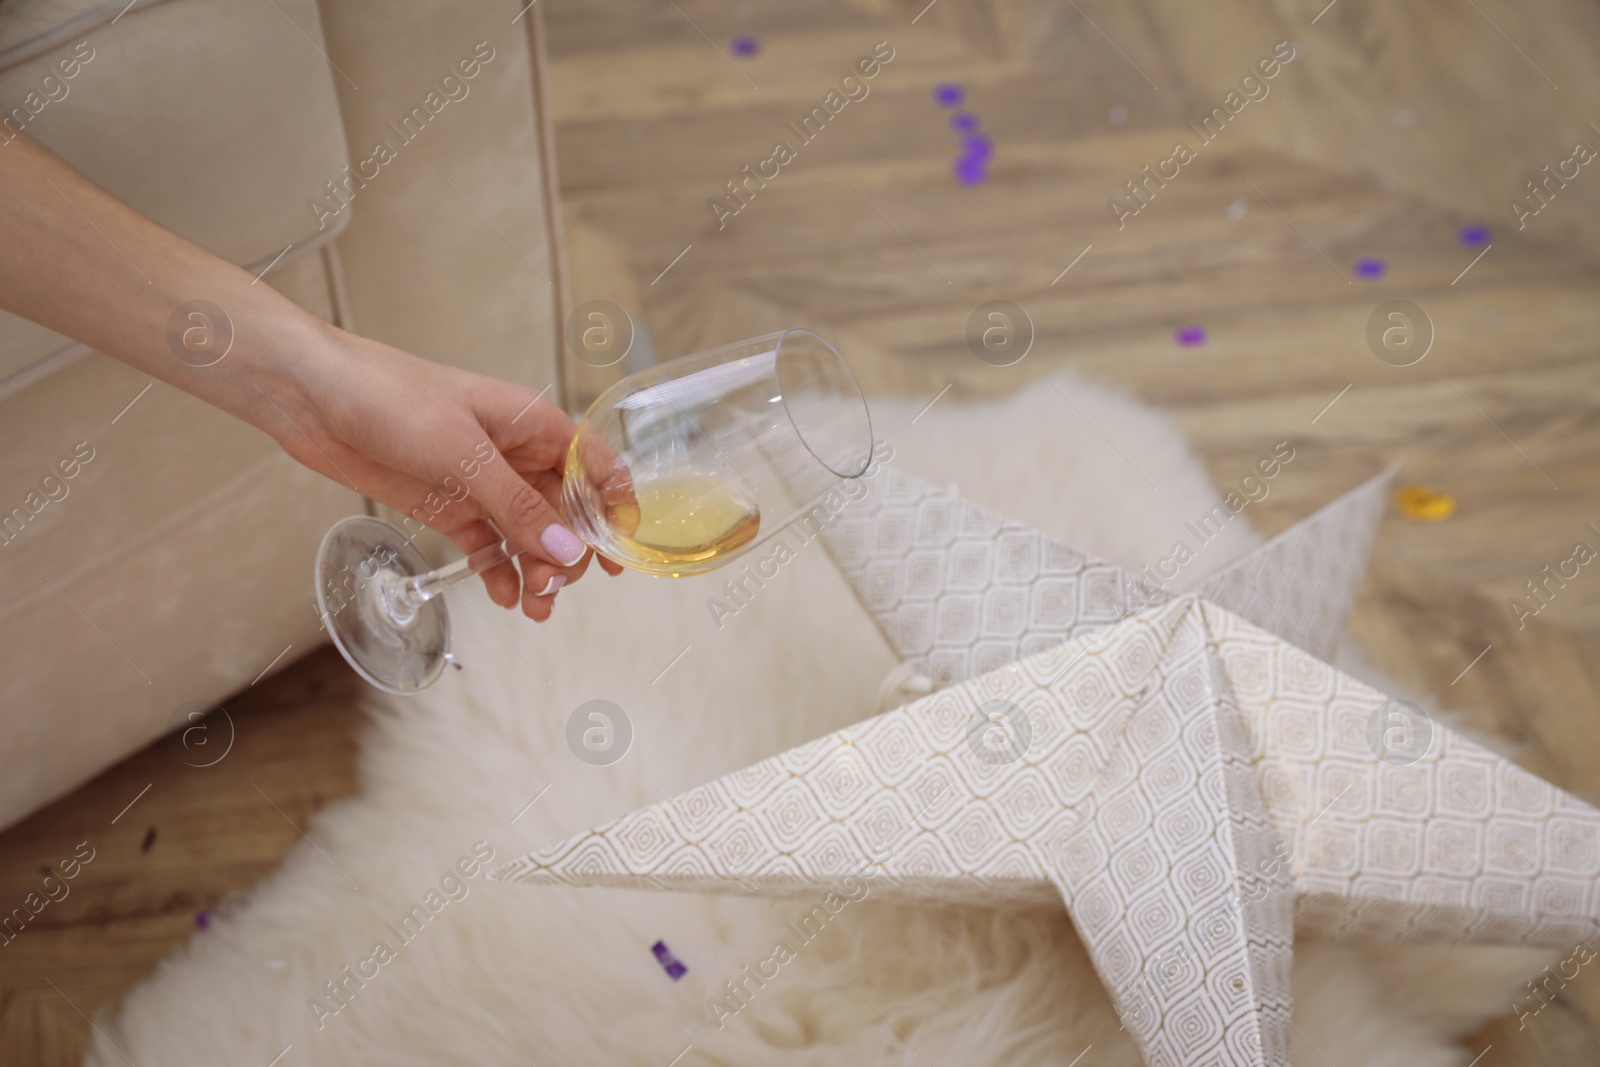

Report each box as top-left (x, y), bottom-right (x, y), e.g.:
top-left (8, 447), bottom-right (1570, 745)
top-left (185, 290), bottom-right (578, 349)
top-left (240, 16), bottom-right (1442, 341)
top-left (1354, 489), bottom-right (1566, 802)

top-left (0, 131), bottom-right (329, 439)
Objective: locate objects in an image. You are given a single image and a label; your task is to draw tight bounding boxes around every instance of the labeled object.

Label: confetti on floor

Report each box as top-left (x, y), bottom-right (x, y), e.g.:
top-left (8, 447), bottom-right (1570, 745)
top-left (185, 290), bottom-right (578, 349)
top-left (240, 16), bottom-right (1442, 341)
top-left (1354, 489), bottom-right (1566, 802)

top-left (1108, 103), bottom-right (1129, 126)
top-left (954, 156), bottom-right (988, 184)
top-left (651, 940), bottom-right (688, 980)
top-left (934, 83), bottom-right (964, 106)
top-left (943, 103), bottom-right (991, 184)
top-left (1226, 197), bottom-right (1249, 221)
top-left (1175, 325), bottom-right (1208, 347)
top-left (1354, 257), bottom-right (1387, 280)
top-left (1396, 484), bottom-right (1456, 521)
top-left (729, 35), bottom-right (760, 57)
top-left (196, 911), bottom-right (211, 930)
top-left (1459, 223), bottom-right (1490, 246)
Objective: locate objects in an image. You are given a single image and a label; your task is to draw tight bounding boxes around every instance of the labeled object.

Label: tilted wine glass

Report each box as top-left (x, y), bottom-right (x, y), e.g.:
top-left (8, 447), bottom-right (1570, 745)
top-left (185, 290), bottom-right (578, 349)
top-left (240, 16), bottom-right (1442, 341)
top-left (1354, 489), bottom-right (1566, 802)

top-left (314, 328), bottom-right (874, 694)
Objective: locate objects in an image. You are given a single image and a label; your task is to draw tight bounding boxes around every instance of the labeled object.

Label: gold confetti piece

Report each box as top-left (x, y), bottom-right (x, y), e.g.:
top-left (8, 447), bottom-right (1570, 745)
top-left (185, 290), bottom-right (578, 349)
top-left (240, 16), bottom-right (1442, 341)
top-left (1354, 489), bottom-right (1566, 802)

top-left (1396, 484), bottom-right (1456, 521)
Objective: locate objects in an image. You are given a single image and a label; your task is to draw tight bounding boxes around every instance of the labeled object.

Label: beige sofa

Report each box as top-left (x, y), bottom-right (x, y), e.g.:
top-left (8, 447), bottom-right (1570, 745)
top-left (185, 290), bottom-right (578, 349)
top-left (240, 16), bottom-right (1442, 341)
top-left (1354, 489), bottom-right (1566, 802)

top-left (0, 0), bottom-right (567, 829)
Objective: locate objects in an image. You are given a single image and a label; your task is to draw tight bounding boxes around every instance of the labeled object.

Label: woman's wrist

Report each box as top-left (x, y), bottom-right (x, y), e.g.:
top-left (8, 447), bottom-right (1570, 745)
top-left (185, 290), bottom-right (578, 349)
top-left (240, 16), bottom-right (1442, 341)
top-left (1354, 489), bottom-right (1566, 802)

top-left (160, 290), bottom-right (336, 443)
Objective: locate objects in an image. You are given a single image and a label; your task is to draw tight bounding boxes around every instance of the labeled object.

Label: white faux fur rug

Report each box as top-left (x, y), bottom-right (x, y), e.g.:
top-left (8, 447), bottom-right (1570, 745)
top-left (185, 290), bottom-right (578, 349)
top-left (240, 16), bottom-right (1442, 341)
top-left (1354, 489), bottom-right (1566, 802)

top-left (91, 370), bottom-right (1547, 1066)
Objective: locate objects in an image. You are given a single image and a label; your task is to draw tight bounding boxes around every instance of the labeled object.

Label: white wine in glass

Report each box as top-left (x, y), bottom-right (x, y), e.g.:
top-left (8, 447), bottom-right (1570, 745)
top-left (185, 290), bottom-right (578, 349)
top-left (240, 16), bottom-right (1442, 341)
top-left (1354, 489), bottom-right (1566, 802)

top-left (314, 328), bottom-right (873, 694)
top-left (603, 470), bottom-right (763, 571)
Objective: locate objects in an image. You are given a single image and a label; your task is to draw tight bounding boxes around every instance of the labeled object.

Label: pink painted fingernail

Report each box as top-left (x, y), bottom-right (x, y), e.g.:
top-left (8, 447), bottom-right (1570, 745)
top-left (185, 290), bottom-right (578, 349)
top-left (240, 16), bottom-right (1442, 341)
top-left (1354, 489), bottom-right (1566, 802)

top-left (540, 524), bottom-right (586, 566)
top-left (538, 575), bottom-right (566, 597)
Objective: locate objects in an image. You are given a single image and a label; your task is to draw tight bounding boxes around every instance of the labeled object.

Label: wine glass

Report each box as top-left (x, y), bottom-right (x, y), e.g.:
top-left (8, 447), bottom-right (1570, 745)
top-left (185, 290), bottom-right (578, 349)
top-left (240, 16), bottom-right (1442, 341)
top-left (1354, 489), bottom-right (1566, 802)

top-left (314, 328), bottom-right (874, 694)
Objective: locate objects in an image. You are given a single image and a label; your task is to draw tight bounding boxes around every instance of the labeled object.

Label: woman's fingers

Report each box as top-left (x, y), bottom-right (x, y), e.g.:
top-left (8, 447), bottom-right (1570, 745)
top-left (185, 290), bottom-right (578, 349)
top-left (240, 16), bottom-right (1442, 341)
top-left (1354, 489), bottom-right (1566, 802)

top-left (480, 380), bottom-right (639, 547)
top-left (517, 551), bottom-right (594, 621)
top-left (471, 446), bottom-right (603, 617)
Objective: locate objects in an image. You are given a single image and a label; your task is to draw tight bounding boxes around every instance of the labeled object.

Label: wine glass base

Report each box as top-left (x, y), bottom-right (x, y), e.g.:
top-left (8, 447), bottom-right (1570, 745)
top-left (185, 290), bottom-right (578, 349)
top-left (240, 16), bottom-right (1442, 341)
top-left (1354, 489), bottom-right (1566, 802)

top-left (315, 516), bottom-right (450, 695)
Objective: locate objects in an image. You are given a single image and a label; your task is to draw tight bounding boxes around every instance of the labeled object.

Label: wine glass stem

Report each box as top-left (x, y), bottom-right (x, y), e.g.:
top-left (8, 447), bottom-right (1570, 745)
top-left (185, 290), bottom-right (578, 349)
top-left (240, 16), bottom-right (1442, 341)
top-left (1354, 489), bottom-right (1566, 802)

top-left (383, 539), bottom-right (515, 625)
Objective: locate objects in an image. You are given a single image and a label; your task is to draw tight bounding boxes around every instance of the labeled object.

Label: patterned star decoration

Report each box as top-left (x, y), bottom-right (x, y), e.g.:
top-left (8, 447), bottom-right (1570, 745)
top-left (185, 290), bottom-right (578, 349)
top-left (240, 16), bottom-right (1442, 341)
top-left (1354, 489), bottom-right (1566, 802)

top-left (490, 465), bottom-right (1600, 1067)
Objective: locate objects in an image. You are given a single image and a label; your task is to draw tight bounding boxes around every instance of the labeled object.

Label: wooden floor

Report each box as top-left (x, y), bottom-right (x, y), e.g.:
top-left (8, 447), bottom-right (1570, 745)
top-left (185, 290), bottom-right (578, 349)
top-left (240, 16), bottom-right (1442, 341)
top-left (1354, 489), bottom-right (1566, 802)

top-left (0, 648), bottom-right (365, 1064)
top-left (7, 0), bottom-right (1600, 1062)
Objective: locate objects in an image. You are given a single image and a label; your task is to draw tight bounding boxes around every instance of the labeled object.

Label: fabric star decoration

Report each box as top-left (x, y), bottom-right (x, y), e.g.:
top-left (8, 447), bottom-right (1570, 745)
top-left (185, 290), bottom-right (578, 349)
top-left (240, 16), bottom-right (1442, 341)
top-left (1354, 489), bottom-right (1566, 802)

top-left (491, 464), bottom-right (1600, 1067)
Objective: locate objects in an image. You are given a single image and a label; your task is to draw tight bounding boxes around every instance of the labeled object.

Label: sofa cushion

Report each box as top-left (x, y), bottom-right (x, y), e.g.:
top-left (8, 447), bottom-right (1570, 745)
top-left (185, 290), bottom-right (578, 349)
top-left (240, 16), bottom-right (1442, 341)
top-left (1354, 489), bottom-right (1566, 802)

top-left (0, 0), bottom-right (179, 69)
top-left (313, 0), bottom-right (562, 390)
top-left (0, 0), bottom-right (350, 389)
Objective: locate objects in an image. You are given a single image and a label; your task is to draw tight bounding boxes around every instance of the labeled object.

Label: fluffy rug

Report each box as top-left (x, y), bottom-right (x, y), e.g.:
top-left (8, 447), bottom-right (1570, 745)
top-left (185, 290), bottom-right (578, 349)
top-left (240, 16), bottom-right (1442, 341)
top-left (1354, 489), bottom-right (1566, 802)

top-left (91, 370), bottom-right (1549, 1066)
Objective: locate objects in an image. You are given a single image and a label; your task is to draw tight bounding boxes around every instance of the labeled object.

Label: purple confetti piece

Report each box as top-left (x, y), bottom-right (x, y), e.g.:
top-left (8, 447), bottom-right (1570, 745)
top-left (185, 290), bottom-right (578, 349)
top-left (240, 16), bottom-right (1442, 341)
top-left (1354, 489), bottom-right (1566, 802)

top-left (950, 112), bottom-right (979, 133)
top-left (1458, 224), bottom-right (1490, 246)
top-left (196, 910), bottom-right (211, 930)
top-left (934, 83), bottom-right (964, 107)
top-left (963, 135), bottom-right (994, 163)
top-left (651, 940), bottom-right (688, 980)
top-left (953, 156), bottom-right (988, 185)
top-left (729, 35), bottom-right (760, 58)
top-left (1354, 257), bottom-right (1387, 280)
top-left (1175, 325), bottom-right (1207, 347)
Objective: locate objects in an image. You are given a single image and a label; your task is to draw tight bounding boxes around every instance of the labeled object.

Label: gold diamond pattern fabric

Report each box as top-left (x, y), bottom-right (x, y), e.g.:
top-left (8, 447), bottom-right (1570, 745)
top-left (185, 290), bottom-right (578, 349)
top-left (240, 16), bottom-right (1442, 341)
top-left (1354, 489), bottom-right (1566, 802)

top-left (1194, 465), bottom-right (1396, 657)
top-left (819, 466), bottom-right (1395, 682)
top-left (491, 472), bottom-right (1600, 1067)
top-left (820, 467), bottom-right (1129, 684)
top-left (1207, 601), bottom-right (1600, 947)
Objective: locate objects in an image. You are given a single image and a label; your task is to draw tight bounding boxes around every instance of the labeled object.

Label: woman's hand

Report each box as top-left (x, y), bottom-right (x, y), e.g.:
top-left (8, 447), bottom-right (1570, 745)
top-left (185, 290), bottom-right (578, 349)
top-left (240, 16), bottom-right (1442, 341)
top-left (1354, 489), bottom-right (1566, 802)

top-left (252, 324), bottom-right (623, 621)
